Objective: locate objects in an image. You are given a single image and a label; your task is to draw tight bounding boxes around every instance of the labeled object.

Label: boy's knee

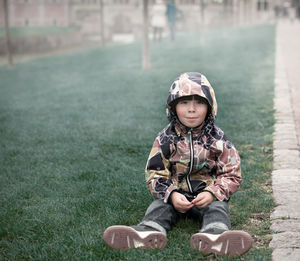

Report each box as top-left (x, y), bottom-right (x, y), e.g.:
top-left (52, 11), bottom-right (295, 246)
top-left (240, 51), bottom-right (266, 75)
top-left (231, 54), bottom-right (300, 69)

top-left (209, 201), bottom-right (229, 212)
top-left (145, 199), bottom-right (173, 215)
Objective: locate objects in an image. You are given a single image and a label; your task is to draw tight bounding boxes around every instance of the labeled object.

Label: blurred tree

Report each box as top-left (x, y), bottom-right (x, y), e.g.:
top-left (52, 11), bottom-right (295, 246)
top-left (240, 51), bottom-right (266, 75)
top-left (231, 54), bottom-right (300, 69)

top-left (200, 0), bottom-right (206, 25)
top-left (241, 0), bottom-right (254, 24)
top-left (99, 0), bottom-right (105, 48)
top-left (3, 0), bottom-right (13, 67)
top-left (223, 0), bottom-right (234, 25)
top-left (199, 0), bottom-right (207, 46)
top-left (142, 0), bottom-right (150, 70)
top-left (293, 0), bottom-right (300, 18)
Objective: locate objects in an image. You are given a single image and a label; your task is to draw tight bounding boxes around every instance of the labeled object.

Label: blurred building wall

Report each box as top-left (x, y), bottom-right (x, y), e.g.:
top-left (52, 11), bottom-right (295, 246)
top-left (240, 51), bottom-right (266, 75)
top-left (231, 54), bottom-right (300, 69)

top-left (70, 0), bottom-right (277, 41)
top-left (0, 0), bottom-right (278, 41)
top-left (0, 0), bottom-right (70, 27)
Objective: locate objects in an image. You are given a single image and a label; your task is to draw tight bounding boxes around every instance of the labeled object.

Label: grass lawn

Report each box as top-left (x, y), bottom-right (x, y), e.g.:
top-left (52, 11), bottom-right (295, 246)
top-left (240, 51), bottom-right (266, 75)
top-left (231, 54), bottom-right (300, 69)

top-left (0, 25), bottom-right (275, 260)
top-left (0, 27), bottom-right (75, 39)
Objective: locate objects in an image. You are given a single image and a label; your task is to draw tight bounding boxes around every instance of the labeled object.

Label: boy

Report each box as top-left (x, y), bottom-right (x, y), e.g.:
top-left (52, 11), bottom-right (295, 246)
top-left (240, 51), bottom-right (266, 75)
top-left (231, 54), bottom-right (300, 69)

top-left (103, 72), bottom-right (253, 257)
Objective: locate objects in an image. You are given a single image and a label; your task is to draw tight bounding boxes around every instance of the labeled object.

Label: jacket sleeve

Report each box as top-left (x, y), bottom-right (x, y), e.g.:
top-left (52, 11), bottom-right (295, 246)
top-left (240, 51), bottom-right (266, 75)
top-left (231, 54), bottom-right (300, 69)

top-left (205, 140), bottom-right (242, 201)
top-left (145, 136), bottom-right (179, 203)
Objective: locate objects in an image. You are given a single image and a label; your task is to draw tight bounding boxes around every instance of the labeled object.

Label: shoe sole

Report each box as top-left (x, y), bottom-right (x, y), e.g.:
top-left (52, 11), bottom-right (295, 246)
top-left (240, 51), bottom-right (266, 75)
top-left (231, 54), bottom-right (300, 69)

top-left (103, 225), bottom-right (167, 250)
top-left (190, 231), bottom-right (253, 257)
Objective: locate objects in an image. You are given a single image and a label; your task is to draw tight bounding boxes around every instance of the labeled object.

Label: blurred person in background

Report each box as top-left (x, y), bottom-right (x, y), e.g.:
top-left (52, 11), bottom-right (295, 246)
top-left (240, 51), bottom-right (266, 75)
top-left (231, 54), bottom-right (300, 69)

top-left (167, 0), bottom-right (177, 41)
top-left (151, 0), bottom-right (167, 43)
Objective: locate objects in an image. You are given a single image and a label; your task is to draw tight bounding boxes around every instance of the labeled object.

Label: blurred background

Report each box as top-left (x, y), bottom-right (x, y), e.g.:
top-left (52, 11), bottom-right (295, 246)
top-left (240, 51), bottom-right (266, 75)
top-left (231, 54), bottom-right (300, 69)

top-left (1, 0), bottom-right (299, 66)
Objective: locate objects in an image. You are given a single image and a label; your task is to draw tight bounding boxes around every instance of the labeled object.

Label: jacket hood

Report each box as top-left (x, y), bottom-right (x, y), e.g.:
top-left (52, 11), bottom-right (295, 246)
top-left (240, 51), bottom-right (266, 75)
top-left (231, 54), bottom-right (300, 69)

top-left (166, 72), bottom-right (217, 122)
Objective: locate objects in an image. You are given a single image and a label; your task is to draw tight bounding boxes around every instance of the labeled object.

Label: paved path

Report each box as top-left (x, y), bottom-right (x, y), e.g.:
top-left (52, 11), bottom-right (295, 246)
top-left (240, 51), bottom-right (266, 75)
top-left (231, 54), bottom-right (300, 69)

top-left (270, 20), bottom-right (300, 260)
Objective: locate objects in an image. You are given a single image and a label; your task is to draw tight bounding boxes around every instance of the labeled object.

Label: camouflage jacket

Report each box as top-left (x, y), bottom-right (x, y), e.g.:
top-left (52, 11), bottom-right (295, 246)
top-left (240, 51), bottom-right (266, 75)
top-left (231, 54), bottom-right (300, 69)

top-left (145, 72), bottom-right (241, 203)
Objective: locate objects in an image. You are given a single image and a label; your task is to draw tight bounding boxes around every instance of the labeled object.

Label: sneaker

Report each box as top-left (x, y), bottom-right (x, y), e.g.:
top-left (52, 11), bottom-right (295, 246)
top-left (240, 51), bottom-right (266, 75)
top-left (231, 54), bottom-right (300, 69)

top-left (103, 225), bottom-right (167, 250)
top-left (190, 230), bottom-right (253, 257)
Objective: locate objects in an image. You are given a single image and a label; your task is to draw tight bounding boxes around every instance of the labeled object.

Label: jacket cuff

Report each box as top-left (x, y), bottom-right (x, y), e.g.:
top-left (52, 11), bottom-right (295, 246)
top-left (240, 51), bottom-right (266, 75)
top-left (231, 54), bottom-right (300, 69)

top-left (203, 189), bottom-right (217, 201)
top-left (204, 186), bottom-right (225, 201)
top-left (163, 184), bottom-right (179, 203)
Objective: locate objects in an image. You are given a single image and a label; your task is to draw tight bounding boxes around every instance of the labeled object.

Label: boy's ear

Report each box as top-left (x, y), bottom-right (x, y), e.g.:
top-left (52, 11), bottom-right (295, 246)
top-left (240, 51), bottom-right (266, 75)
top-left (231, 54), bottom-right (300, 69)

top-left (171, 102), bottom-right (177, 115)
top-left (170, 99), bottom-right (180, 114)
top-left (205, 106), bottom-right (212, 120)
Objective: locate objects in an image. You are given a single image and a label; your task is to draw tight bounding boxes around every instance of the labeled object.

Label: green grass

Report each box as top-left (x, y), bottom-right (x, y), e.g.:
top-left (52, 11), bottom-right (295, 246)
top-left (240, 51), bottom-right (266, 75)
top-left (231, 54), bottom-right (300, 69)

top-left (0, 24), bottom-right (275, 260)
top-left (0, 26), bottom-right (75, 39)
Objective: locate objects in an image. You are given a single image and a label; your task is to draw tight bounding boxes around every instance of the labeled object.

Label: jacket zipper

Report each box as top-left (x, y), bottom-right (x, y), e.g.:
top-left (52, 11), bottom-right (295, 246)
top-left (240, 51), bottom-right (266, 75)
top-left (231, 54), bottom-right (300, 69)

top-left (187, 129), bottom-right (193, 193)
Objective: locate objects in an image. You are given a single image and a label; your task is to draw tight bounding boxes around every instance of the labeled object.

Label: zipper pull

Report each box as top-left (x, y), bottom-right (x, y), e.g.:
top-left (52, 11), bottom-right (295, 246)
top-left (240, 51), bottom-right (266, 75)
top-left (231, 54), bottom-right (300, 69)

top-left (187, 128), bottom-right (194, 193)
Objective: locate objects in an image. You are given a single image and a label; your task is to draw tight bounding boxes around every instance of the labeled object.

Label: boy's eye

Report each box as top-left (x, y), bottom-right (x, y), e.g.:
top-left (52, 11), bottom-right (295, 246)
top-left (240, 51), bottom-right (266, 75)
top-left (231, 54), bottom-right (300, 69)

top-left (179, 101), bottom-right (188, 104)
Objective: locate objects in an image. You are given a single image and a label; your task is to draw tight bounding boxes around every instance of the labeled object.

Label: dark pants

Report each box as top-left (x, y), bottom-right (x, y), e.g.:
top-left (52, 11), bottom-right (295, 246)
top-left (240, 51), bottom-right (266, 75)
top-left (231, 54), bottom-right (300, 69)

top-left (169, 22), bottom-right (175, 41)
top-left (153, 27), bottom-right (163, 42)
top-left (139, 199), bottom-right (231, 235)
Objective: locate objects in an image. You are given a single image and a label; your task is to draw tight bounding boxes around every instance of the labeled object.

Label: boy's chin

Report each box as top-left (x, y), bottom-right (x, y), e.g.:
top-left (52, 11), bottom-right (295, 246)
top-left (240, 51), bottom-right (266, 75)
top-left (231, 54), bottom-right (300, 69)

top-left (183, 122), bottom-right (204, 129)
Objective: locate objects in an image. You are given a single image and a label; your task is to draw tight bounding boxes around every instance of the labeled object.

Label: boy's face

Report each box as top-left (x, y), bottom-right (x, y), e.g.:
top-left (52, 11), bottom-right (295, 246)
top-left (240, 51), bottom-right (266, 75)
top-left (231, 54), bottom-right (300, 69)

top-left (175, 96), bottom-right (208, 128)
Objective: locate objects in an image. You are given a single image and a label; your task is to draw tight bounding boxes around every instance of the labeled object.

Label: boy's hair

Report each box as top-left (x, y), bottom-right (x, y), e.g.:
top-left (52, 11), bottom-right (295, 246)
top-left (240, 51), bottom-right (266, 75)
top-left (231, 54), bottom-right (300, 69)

top-left (170, 95), bottom-right (212, 120)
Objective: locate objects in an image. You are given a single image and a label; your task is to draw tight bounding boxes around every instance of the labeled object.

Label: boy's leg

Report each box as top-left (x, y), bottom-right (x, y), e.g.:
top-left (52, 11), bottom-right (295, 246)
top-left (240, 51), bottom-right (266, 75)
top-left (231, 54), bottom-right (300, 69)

top-left (103, 199), bottom-right (178, 250)
top-left (139, 199), bottom-right (179, 235)
top-left (199, 201), bottom-right (231, 234)
top-left (190, 201), bottom-right (253, 257)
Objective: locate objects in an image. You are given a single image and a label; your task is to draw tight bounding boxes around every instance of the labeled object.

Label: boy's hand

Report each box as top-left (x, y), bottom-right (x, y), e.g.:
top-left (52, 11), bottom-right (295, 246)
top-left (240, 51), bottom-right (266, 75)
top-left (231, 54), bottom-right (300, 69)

top-left (171, 192), bottom-right (193, 213)
top-left (192, 192), bottom-right (214, 209)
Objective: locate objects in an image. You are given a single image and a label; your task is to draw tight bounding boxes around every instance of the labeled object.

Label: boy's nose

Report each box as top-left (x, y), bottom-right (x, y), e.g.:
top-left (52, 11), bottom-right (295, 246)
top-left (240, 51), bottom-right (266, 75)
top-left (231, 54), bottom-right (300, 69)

top-left (188, 102), bottom-right (196, 111)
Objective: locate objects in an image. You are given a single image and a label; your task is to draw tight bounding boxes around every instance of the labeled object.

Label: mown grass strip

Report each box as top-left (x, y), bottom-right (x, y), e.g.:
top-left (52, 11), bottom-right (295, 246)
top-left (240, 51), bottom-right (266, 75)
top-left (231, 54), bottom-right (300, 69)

top-left (0, 27), bottom-right (75, 39)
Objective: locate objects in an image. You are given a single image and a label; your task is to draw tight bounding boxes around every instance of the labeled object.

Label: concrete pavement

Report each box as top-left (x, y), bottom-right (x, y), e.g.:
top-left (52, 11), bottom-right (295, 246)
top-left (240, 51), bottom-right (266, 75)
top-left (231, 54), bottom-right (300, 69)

top-left (269, 20), bottom-right (300, 261)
